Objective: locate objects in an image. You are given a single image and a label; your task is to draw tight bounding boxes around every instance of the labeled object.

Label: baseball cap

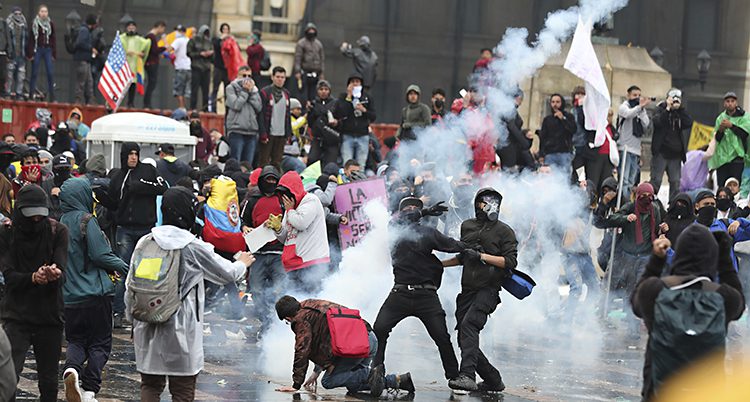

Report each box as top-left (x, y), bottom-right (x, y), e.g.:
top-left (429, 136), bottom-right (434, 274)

top-left (53, 154), bottom-right (72, 168)
top-left (16, 185), bottom-right (50, 217)
top-left (176, 24), bottom-right (186, 32)
top-left (156, 143), bottom-right (175, 155)
top-left (724, 91), bottom-right (738, 100)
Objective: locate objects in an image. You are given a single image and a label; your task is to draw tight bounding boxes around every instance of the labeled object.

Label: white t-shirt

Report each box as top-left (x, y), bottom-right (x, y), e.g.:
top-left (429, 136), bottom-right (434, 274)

top-left (172, 36), bottom-right (191, 70)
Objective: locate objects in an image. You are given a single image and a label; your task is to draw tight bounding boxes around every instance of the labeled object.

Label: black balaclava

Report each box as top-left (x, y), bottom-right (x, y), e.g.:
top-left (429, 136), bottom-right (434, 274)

top-left (475, 188), bottom-right (502, 222)
top-left (258, 165), bottom-right (281, 196)
top-left (716, 187), bottom-right (733, 212)
top-left (670, 224), bottom-right (718, 278)
top-left (398, 197), bottom-right (423, 223)
top-left (161, 187), bottom-right (197, 230)
top-left (696, 205), bottom-right (717, 227)
top-left (53, 167), bottom-right (71, 187)
top-left (389, 179), bottom-right (412, 213)
top-left (12, 185), bottom-right (53, 265)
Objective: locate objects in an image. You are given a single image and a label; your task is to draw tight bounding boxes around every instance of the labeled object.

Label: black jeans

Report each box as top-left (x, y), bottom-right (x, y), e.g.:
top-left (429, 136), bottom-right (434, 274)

top-left (144, 63), bottom-right (159, 108)
top-left (64, 297), bottom-right (114, 393)
top-left (190, 68), bottom-right (210, 111)
top-left (308, 139), bottom-right (340, 167)
top-left (455, 288), bottom-right (502, 383)
top-left (373, 288), bottom-right (459, 379)
top-left (211, 67), bottom-right (230, 113)
top-left (3, 321), bottom-right (62, 402)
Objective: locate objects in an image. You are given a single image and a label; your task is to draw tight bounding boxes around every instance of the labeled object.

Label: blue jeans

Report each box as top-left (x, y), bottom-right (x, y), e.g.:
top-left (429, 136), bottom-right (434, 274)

top-left (619, 151), bottom-right (640, 202)
top-left (30, 47), bottom-right (54, 98)
top-left (564, 253), bottom-right (600, 310)
top-left (340, 134), bottom-right (369, 167)
top-left (228, 133), bottom-right (258, 165)
top-left (544, 152), bottom-right (573, 176)
top-left (321, 331), bottom-right (391, 392)
top-left (114, 226), bottom-right (151, 314)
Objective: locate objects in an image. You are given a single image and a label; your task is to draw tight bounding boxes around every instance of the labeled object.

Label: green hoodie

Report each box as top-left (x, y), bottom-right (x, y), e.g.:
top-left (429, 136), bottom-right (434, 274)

top-left (60, 178), bottom-right (128, 306)
top-left (708, 108), bottom-right (750, 170)
top-left (397, 84), bottom-right (432, 140)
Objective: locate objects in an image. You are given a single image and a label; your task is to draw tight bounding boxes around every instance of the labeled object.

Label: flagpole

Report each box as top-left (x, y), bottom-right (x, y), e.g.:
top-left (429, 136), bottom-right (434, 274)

top-left (602, 150), bottom-right (627, 320)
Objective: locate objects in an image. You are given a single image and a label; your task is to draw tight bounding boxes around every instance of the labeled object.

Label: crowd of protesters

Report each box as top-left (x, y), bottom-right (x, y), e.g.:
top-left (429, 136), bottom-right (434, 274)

top-left (0, 13), bottom-right (748, 402)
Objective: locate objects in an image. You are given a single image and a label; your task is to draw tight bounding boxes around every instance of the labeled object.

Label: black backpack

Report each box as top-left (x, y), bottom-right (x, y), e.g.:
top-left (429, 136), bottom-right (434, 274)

top-left (649, 276), bottom-right (726, 394)
top-left (260, 47), bottom-right (271, 71)
top-left (64, 26), bottom-right (79, 55)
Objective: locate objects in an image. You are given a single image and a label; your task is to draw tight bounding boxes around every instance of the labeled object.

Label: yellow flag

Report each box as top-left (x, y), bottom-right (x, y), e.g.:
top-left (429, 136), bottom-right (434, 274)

top-left (687, 121), bottom-right (715, 151)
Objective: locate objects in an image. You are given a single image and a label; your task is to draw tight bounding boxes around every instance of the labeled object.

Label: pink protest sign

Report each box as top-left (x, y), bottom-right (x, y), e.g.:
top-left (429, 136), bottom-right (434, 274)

top-left (334, 177), bottom-right (388, 250)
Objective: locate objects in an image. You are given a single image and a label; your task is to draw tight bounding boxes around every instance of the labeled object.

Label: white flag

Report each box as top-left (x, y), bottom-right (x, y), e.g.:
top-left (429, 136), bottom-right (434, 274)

top-left (564, 17), bottom-right (610, 147)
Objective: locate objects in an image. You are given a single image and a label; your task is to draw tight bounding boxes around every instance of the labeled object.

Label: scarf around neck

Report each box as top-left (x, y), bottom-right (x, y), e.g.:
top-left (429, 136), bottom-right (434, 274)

top-left (32, 15), bottom-right (52, 49)
top-left (271, 85), bottom-right (283, 102)
top-left (8, 12), bottom-right (27, 30)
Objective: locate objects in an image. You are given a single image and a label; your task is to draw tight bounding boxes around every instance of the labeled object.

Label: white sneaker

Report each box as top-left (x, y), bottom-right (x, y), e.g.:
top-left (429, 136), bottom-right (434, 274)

top-left (82, 390), bottom-right (98, 402)
top-left (63, 368), bottom-right (82, 402)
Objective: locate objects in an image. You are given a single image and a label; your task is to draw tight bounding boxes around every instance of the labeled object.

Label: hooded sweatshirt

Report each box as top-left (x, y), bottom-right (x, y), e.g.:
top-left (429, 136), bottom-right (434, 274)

top-left (0, 185), bottom-right (68, 327)
top-left (631, 225), bottom-right (745, 400)
top-left (459, 188), bottom-right (519, 291)
top-left (275, 171), bottom-right (329, 271)
top-left (60, 178), bottom-right (127, 306)
top-left (187, 25), bottom-right (213, 71)
top-left (241, 165), bottom-right (284, 254)
top-left (293, 22), bottom-right (324, 74)
top-left (106, 142), bottom-right (167, 229)
top-left (397, 84), bottom-right (432, 141)
top-left (341, 36), bottom-right (378, 87)
top-left (130, 224), bottom-right (246, 376)
top-left (156, 154), bottom-right (192, 186)
top-left (225, 78), bottom-right (263, 136)
top-left (664, 193), bottom-right (695, 245)
top-left (67, 107), bottom-right (91, 139)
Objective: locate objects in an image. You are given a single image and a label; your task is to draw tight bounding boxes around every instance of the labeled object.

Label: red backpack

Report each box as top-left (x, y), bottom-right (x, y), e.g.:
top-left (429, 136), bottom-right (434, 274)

top-left (326, 307), bottom-right (370, 358)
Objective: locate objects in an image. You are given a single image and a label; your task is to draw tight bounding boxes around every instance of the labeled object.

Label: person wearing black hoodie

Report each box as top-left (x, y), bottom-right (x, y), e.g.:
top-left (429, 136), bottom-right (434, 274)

top-left (0, 185), bottom-right (68, 402)
top-left (101, 142), bottom-right (167, 327)
top-left (538, 94), bottom-right (577, 174)
top-left (442, 188), bottom-right (518, 393)
top-left (307, 80), bottom-right (340, 166)
top-left (240, 165), bottom-right (284, 335)
top-left (333, 73), bottom-right (376, 168)
top-left (664, 192), bottom-right (695, 245)
top-left (632, 226), bottom-right (744, 400)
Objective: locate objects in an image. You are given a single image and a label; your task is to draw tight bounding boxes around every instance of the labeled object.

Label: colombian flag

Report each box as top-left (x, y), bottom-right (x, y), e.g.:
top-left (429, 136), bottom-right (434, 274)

top-left (202, 176), bottom-right (246, 253)
top-left (135, 57), bottom-right (145, 95)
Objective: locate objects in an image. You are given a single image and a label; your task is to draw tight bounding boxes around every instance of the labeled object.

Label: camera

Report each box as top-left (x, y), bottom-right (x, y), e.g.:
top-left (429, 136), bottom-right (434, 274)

top-left (649, 97), bottom-right (656, 101)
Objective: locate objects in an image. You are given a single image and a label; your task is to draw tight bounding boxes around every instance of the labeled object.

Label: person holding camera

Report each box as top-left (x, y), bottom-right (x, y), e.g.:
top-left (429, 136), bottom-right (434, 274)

top-left (225, 65), bottom-right (262, 165)
top-left (307, 80), bottom-right (340, 166)
top-left (617, 85), bottom-right (651, 202)
top-left (650, 88), bottom-right (693, 202)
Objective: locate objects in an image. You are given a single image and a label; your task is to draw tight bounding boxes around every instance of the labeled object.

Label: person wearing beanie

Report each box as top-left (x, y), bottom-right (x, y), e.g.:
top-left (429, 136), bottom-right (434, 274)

top-left (332, 73), bottom-right (376, 168)
top-left (129, 187), bottom-right (254, 401)
top-left (0, 184), bottom-right (68, 402)
top-left (289, 97), bottom-right (307, 149)
top-left (307, 79), bottom-right (340, 166)
top-left (632, 226), bottom-right (744, 400)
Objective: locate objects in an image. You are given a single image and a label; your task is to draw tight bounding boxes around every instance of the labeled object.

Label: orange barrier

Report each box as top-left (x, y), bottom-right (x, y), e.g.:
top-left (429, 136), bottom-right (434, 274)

top-left (0, 99), bottom-right (225, 140)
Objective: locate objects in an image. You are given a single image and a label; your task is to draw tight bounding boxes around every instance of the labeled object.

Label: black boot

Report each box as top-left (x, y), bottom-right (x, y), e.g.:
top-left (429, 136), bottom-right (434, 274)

top-left (368, 364), bottom-right (385, 397)
top-left (448, 374), bottom-right (478, 391)
top-left (477, 378), bottom-right (505, 393)
top-left (396, 372), bottom-right (415, 393)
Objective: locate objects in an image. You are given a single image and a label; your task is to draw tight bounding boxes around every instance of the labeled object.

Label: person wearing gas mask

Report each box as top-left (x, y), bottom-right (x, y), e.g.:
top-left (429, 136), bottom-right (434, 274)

top-left (650, 88), bottom-right (693, 202)
top-left (294, 23), bottom-right (325, 104)
top-left (239, 165), bottom-right (285, 335)
top-left (119, 19), bottom-right (151, 108)
top-left (340, 35), bottom-right (377, 91)
top-left (617, 85), bottom-right (651, 204)
top-left (596, 182), bottom-right (666, 338)
top-left (370, 196), bottom-right (468, 396)
top-left (441, 188), bottom-right (518, 392)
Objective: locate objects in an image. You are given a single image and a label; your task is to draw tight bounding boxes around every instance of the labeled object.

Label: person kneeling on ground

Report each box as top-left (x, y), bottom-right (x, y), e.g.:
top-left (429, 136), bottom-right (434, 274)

top-left (274, 295), bottom-right (414, 395)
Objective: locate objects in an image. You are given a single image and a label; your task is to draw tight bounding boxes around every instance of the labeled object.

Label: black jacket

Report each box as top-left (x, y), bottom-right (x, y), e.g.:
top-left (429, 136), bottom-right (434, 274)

top-left (390, 222), bottom-right (466, 288)
top-left (309, 96), bottom-right (339, 145)
top-left (104, 143), bottom-right (167, 229)
top-left (460, 218), bottom-right (518, 291)
top-left (651, 104), bottom-right (692, 161)
top-left (333, 92), bottom-right (376, 137)
top-left (0, 220), bottom-right (68, 327)
top-left (539, 111), bottom-right (577, 157)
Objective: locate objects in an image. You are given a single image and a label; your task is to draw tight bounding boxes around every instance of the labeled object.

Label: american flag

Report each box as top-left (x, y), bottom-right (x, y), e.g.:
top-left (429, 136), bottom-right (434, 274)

top-left (98, 32), bottom-right (133, 111)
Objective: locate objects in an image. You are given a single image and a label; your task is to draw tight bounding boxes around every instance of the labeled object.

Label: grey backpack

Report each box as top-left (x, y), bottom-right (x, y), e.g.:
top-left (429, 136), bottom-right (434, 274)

top-left (125, 234), bottom-right (182, 324)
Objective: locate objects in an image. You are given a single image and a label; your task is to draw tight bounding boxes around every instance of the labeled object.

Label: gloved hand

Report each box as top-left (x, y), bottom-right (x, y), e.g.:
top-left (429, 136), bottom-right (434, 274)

top-left (422, 201), bottom-right (448, 217)
top-left (458, 249), bottom-right (482, 265)
top-left (712, 230), bottom-right (734, 272)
